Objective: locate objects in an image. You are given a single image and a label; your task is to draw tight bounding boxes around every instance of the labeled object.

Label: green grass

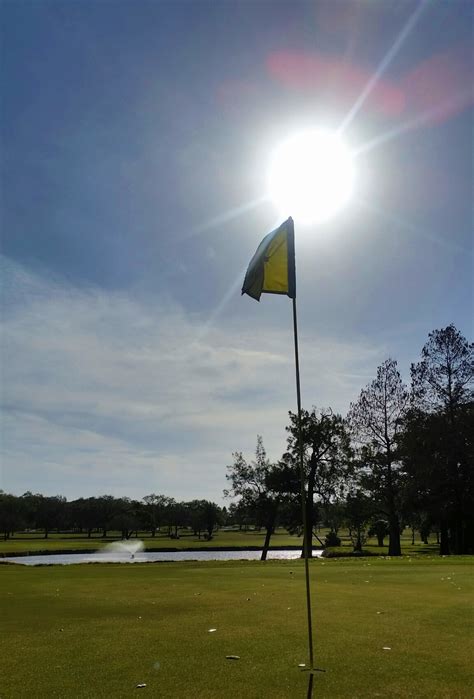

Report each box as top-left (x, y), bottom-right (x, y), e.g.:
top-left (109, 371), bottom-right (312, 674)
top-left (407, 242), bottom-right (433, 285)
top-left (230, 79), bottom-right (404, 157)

top-left (0, 527), bottom-right (440, 557)
top-left (0, 529), bottom-right (302, 555)
top-left (1, 556), bottom-right (472, 698)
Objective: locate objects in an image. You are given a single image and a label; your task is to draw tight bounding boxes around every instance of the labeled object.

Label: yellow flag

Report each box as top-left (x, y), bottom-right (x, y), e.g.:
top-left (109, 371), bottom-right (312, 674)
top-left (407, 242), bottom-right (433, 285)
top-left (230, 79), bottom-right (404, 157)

top-left (242, 218), bottom-right (295, 301)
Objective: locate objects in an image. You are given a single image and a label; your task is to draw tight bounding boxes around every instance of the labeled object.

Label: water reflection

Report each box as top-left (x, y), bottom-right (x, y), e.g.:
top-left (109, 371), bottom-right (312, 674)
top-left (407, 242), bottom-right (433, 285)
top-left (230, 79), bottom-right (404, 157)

top-left (4, 549), bottom-right (323, 566)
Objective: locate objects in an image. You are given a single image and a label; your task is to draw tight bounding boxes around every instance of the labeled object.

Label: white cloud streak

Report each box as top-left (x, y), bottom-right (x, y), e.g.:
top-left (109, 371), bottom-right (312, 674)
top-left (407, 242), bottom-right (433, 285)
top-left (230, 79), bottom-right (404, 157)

top-left (1, 257), bottom-right (386, 501)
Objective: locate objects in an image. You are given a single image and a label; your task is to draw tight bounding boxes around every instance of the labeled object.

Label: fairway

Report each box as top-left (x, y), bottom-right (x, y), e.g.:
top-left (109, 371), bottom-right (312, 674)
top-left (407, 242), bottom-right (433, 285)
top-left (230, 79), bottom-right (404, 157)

top-left (1, 557), bottom-right (472, 698)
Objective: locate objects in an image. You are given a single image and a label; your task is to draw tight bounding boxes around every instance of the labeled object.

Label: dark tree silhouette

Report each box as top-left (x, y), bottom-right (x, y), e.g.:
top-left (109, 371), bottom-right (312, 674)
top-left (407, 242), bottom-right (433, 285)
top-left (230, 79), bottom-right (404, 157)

top-left (95, 495), bottom-right (121, 538)
top-left (19, 493), bottom-right (66, 538)
top-left (368, 518), bottom-right (390, 547)
top-left (0, 492), bottom-right (26, 540)
top-left (225, 436), bottom-right (284, 560)
top-left (411, 324), bottom-right (473, 416)
top-left (68, 497), bottom-right (103, 537)
top-left (404, 325), bottom-right (474, 554)
top-left (347, 358), bottom-right (409, 556)
top-left (285, 408), bottom-right (353, 558)
top-left (201, 501), bottom-right (222, 540)
top-left (345, 490), bottom-right (372, 553)
top-left (142, 494), bottom-right (174, 536)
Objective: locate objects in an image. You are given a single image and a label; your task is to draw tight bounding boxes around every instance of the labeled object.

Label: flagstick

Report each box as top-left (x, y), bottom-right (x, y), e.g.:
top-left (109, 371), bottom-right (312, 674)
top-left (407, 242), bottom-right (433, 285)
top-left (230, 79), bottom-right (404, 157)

top-left (241, 216), bottom-right (319, 693)
top-left (291, 297), bottom-right (315, 678)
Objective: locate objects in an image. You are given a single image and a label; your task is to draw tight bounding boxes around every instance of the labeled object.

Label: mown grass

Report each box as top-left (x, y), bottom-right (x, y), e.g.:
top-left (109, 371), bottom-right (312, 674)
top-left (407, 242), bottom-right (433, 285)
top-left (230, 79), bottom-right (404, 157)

top-left (0, 527), bottom-right (439, 557)
top-left (0, 529), bottom-right (300, 555)
top-left (1, 556), bottom-right (472, 698)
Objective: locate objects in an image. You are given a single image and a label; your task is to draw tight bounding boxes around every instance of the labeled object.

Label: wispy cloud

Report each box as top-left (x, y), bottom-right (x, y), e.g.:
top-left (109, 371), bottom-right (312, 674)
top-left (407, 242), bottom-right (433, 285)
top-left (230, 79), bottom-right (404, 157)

top-left (1, 257), bottom-right (386, 501)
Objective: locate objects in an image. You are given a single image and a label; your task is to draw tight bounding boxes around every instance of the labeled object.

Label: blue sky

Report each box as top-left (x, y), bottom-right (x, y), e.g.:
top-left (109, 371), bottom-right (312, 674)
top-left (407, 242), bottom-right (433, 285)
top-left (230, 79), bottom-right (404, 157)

top-left (1, 0), bottom-right (472, 502)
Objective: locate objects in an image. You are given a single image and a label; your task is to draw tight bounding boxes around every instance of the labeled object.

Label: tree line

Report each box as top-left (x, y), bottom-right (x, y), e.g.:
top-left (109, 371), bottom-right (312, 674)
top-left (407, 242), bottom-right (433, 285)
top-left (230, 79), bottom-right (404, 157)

top-left (0, 493), bottom-right (225, 543)
top-left (225, 324), bottom-right (473, 559)
top-left (1, 325), bottom-right (472, 559)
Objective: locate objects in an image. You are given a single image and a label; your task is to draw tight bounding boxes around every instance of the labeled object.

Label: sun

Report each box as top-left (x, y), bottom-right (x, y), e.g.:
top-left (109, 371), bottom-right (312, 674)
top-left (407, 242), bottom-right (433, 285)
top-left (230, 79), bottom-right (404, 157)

top-left (267, 129), bottom-right (355, 225)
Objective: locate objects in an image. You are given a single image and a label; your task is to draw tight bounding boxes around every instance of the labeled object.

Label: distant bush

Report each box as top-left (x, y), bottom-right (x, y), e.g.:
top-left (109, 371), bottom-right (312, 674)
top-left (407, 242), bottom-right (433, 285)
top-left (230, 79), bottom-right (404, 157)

top-left (324, 530), bottom-right (341, 547)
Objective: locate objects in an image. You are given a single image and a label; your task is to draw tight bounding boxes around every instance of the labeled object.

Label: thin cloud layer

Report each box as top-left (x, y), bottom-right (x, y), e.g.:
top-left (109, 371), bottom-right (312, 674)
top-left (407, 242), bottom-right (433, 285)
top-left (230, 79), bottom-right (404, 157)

top-left (1, 257), bottom-right (385, 501)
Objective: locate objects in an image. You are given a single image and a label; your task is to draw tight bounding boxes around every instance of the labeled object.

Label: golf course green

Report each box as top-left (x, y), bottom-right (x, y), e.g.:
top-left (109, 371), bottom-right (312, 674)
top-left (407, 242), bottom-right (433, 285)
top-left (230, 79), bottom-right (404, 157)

top-left (1, 556), bottom-right (472, 698)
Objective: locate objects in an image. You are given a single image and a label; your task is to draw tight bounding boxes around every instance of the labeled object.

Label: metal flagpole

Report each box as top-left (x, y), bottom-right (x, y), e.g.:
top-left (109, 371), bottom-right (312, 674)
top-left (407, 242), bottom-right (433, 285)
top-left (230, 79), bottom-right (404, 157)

top-left (241, 216), bottom-right (323, 694)
top-left (292, 296), bottom-right (324, 697)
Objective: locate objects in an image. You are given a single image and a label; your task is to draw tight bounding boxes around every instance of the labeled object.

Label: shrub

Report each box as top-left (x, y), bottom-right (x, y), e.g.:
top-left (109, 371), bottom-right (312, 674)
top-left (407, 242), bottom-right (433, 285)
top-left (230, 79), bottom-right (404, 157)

top-left (324, 530), bottom-right (341, 547)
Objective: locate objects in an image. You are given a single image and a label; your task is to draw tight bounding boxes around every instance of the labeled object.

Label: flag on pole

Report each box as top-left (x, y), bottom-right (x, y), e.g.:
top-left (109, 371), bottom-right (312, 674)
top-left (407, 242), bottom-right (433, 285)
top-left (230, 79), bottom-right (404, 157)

top-left (241, 217), bottom-right (295, 301)
top-left (241, 216), bottom-right (319, 683)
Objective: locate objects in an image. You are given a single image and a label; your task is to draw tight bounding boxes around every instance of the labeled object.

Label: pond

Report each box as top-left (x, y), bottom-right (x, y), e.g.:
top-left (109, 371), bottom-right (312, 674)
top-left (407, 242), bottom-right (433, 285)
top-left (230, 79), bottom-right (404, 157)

top-left (2, 549), bottom-right (323, 566)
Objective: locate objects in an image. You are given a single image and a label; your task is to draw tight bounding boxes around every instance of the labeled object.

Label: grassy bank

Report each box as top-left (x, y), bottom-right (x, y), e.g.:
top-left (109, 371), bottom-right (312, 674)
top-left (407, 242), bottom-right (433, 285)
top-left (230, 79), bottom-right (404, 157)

top-left (0, 527), bottom-right (439, 557)
top-left (0, 529), bottom-right (300, 556)
top-left (1, 556), bottom-right (472, 697)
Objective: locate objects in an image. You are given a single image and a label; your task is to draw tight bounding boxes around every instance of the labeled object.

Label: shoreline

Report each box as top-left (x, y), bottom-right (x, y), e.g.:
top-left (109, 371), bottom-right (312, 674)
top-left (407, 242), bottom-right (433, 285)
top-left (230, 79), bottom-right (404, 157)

top-left (1, 544), bottom-right (319, 558)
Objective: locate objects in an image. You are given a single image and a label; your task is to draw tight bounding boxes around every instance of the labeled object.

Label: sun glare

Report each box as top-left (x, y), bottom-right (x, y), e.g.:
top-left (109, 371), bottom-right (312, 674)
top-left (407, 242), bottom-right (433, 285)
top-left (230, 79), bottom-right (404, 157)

top-left (267, 129), bottom-right (354, 225)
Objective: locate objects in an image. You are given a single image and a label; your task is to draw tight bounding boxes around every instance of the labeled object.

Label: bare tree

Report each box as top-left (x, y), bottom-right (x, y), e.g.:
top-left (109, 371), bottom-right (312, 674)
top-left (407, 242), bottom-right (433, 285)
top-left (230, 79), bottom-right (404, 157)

top-left (285, 408), bottom-right (353, 557)
top-left (225, 436), bottom-right (284, 560)
top-left (411, 324), bottom-right (473, 418)
top-left (347, 358), bottom-right (409, 556)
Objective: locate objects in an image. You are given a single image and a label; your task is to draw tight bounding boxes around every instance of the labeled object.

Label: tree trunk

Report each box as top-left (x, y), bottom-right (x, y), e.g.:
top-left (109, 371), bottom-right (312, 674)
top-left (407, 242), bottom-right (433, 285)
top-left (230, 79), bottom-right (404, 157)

top-left (377, 533), bottom-right (384, 547)
top-left (261, 510), bottom-right (277, 561)
top-left (301, 464), bottom-right (317, 559)
top-left (439, 519), bottom-right (450, 555)
top-left (464, 518), bottom-right (474, 555)
top-left (385, 455), bottom-right (401, 556)
top-left (452, 518), bottom-right (463, 555)
top-left (388, 515), bottom-right (401, 556)
top-left (261, 526), bottom-right (272, 561)
top-left (301, 497), bottom-right (313, 558)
